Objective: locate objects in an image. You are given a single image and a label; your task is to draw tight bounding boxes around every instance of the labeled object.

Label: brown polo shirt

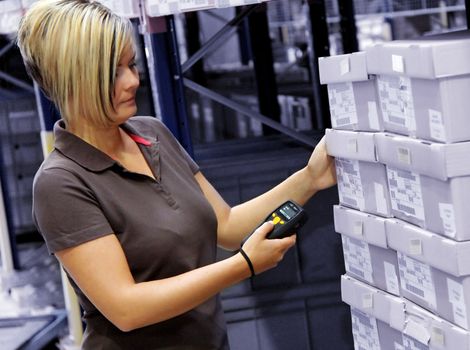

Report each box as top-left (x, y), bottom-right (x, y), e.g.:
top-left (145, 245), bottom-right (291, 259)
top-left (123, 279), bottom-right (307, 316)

top-left (32, 116), bottom-right (229, 349)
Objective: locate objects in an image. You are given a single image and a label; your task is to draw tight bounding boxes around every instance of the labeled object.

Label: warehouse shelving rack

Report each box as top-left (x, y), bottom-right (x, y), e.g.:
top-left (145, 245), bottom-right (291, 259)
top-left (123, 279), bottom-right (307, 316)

top-left (0, 0), bottom-right (469, 348)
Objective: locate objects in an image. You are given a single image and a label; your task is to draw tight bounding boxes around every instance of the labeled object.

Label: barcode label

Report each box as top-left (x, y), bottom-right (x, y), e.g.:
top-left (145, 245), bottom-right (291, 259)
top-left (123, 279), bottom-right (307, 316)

top-left (351, 308), bottom-right (381, 350)
top-left (387, 168), bottom-right (425, 223)
top-left (342, 236), bottom-right (374, 284)
top-left (336, 158), bottom-right (365, 211)
top-left (398, 252), bottom-right (437, 310)
top-left (328, 82), bottom-right (358, 128)
top-left (378, 75), bottom-right (416, 133)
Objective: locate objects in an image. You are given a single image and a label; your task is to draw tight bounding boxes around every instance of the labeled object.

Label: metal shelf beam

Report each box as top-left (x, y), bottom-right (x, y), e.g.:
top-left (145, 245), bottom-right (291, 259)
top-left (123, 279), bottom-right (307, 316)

top-left (181, 5), bottom-right (259, 74)
top-left (184, 78), bottom-right (316, 147)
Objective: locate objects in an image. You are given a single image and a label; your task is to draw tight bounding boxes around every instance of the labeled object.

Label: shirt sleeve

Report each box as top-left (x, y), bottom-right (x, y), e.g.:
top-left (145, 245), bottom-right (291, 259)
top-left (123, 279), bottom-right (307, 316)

top-left (32, 167), bottom-right (114, 254)
top-left (175, 142), bottom-right (199, 174)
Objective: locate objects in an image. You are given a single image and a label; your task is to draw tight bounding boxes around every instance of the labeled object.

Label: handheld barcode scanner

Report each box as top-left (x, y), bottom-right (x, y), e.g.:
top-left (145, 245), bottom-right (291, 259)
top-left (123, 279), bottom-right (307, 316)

top-left (243, 200), bottom-right (308, 244)
top-left (265, 200), bottom-right (308, 239)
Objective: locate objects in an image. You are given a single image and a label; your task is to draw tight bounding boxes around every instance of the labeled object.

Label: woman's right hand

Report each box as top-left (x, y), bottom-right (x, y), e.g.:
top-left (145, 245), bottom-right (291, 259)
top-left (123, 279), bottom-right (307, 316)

top-left (240, 222), bottom-right (297, 275)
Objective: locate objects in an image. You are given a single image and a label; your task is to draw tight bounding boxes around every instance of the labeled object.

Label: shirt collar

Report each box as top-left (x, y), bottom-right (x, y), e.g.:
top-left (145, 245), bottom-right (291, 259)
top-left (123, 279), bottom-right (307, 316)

top-left (53, 119), bottom-right (156, 172)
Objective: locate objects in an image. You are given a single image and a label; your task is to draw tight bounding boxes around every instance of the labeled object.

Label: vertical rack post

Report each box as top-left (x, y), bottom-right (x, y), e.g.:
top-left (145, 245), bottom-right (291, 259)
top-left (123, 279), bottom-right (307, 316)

top-left (466, 0), bottom-right (470, 27)
top-left (306, 0), bottom-right (331, 130)
top-left (247, 3), bottom-right (281, 134)
top-left (146, 16), bottom-right (194, 156)
top-left (0, 156), bottom-right (15, 272)
top-left (184, 12), bottom-right (206, 85)
top-left (236, 7), bottom-right (252, 66)
top-left (338, 0), bottom-right (359, 53)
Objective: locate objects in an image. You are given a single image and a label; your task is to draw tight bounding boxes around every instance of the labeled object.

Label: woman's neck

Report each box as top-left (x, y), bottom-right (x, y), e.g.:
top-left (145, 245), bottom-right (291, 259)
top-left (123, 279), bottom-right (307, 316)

top-left (67, 120), bottom-right (128, 158)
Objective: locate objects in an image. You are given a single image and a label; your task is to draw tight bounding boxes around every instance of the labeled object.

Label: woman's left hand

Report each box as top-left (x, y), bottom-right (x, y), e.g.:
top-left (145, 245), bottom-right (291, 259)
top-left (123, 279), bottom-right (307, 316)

top-left (306, 136), bottom-right (337, 192)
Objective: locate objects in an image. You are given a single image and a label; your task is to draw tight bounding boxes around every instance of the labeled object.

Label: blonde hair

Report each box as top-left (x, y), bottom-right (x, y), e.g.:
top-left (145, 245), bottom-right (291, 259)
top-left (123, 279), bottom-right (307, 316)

top-left (17, 0), bottom-right (135, 127)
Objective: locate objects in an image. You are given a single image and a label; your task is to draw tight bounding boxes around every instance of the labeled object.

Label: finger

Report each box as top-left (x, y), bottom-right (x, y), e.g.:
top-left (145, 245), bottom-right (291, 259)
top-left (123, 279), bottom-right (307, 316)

top-left (275, 235), bottom-right (297, 252)
top-left (254, 221), bottom-right (274, 238)
top-left (290, 234), bottom-right (297, 245)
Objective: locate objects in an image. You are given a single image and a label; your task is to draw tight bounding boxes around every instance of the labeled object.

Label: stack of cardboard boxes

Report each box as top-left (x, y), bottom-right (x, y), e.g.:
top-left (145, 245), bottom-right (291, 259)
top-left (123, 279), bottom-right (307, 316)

top-left (320, 31), bottom-right (470, 349)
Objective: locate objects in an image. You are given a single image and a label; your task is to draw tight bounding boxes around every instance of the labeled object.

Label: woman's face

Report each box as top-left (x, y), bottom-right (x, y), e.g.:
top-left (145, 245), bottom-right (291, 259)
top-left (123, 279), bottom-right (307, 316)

top-left (111, 47), bottom-right (140, 123)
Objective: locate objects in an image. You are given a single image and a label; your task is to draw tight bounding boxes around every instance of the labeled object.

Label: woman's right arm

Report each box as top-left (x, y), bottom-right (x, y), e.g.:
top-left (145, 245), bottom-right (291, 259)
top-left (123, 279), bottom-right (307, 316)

top-left (56, 222), bottom-right (295, 332)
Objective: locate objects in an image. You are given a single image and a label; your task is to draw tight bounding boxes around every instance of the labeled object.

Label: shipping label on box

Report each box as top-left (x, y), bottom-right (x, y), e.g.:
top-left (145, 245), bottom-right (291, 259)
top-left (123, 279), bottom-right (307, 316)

top-left (384, 261), bottom-right (400, 296)
top-left (447, 278), bottom-right (469, 329)
top-left (438, 203), bottom-right (457, 239)
top-left (351, 308), bottom-right (381, 350)
top-left (377, 76), bottom-right (416, 135)
top-left (327, 82), bottom-right (358, 128)
top-left (336, 158), bottom-right (366, 211)
top-left (398, 252), bottom-right (437, 311)
top-left (387, 167), bottom-right (425, 224)
top-left (342, 235), bottom-right (374, 284)
top-left (402, 333), bottom-right (429, 350)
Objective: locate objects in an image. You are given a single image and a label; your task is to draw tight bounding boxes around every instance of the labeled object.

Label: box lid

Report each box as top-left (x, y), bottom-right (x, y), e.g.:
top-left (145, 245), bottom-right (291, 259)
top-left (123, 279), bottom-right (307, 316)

top-left (375, 133), bottom-right (470, 181)
top-left (386, 219), bottom-right (470, 277)
top-left (366, 30), bottom-right (470, 79)
top-left (334, 205), bottom-right (388, 248)
top-left (326, 129), bottom-right (377, 162)
top-left (404, 299), bottom-right (470, 349)
top-left (319, 52), bottom-right (369, 84)
top-left (341, 275), bottom-right (405, 331)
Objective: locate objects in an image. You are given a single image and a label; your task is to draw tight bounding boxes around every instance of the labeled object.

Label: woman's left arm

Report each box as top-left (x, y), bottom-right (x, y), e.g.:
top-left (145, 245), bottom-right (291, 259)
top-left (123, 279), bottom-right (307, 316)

top-left (195, 137), bottom-right (336, 250)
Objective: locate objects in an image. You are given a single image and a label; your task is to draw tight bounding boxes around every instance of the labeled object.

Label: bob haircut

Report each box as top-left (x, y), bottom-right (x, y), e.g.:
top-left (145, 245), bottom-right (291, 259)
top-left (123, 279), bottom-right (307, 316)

top-left (17, 0), bottom-right (135, 127)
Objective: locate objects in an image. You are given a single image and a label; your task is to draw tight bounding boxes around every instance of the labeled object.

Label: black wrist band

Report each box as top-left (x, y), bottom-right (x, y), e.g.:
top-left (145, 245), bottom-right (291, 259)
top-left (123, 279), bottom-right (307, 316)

top-left (239, 247), bottom-right (255, 277)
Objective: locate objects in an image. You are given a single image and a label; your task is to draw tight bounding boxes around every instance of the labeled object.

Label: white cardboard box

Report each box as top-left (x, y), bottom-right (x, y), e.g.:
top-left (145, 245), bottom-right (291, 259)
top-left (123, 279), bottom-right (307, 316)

top-left (375, 132), bottom-right (470, 240)
top-left (334, 206), bottom-right (400, 295)
top-left (366, 30), bottom-right (470, 143)
top-left (403, 299), bottom-right (470, 349)
top-left (342, 275), bottom-right (470, 349)
top-left (387, 218), bottom-right (470, 330)
top-left (326, 129), bottom-right (392, 217)
top-left (341, 275), bottom-right (405, 350)
top-left (319, 52), bottom-right (383, 131)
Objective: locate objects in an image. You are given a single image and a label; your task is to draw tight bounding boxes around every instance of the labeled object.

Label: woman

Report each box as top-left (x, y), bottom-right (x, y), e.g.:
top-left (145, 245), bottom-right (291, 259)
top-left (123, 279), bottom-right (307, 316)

top-left (17, 0), bottom-right (336, 349)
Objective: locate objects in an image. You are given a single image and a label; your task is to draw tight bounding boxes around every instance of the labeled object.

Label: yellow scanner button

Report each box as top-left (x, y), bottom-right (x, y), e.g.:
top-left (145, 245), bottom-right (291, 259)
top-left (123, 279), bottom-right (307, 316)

top-left (273, 216), bottom-right (281, 225)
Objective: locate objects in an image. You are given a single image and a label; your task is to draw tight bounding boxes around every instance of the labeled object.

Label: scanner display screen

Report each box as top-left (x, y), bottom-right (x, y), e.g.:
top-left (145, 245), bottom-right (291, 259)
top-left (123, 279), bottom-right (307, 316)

top-left (279, 205), bottom-right (296, 220)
